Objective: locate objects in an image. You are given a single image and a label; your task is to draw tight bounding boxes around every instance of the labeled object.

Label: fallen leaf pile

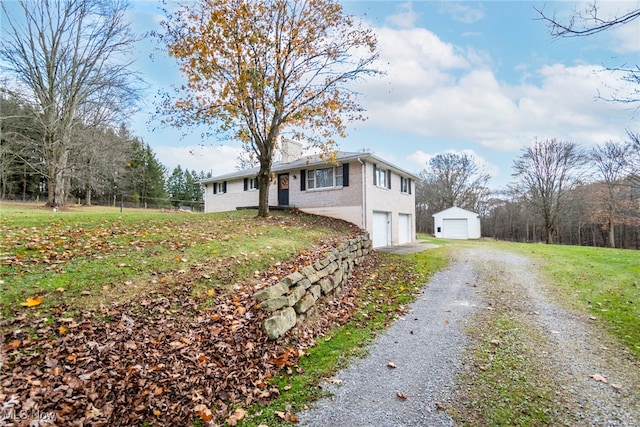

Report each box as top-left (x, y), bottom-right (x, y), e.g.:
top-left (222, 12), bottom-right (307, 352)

top-left (0, 225), bottom-right (380, 425)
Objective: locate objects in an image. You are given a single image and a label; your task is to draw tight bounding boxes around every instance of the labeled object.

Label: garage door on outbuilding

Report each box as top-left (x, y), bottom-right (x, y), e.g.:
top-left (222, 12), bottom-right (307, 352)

top-left (433, 206), bottom-right (481, 240)
top-left (442, 218), bottom-right (468, 239)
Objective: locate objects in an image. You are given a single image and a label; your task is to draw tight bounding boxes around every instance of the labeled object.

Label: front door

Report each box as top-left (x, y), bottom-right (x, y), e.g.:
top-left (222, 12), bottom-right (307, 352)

top-left (278, 173), bottom-right (289, 206)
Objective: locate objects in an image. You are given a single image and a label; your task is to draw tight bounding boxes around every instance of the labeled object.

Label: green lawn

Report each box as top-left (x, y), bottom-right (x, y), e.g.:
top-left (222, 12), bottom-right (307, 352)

top-left (0, 204), bottom-right (350, 318)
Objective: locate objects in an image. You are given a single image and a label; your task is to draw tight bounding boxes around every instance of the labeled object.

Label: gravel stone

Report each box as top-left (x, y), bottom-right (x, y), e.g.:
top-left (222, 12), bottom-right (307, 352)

top-left (299, 257), bottom-right (482, 426)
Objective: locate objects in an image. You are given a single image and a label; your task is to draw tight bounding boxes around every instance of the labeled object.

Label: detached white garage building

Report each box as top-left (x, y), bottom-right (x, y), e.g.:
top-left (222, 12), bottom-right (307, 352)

top-left (433, 206), bottom-right (481, 239)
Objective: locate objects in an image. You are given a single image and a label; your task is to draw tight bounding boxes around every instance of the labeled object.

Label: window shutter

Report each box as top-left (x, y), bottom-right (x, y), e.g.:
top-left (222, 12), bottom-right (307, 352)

top-left (373, 164), bottom-right (377, 186)
top-left (300, 169), bottom-right (306, 191)
top-left (387, 170), bottom-right (391, 189)
top-left (342, 163), bottom-right (349, 187)
top-left (223, 181), bottom-right (227, 193)
top-left (409, 178), bottom-right (412, 194)
top-left (213, 183), bottom-right (217, 194)
top-left (243, 178), bottom-right (248, 191)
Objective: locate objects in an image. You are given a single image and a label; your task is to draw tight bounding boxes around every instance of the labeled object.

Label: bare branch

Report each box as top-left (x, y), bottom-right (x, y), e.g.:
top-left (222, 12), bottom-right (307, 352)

top-left (535, 3), bottom-right (640, 38)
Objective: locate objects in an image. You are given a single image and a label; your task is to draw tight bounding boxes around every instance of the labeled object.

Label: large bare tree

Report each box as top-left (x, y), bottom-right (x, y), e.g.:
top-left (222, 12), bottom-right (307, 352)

top-left (156, 0), bottom-right (380, 217)
top-left (419, 153), bottom-right (491, 209)
top-left (512, 138), bottom-right (587, 244)
top-left (0, 0), bottom-right (141, 207)
top-left (590, 141), bottom-right (634, 248)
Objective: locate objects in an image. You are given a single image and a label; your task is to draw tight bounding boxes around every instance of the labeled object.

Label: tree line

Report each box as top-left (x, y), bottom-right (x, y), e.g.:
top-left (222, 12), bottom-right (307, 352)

top-left (416, 136), bottom-right (640, 249)
top-left (1, 91), bottom-right (208, 209)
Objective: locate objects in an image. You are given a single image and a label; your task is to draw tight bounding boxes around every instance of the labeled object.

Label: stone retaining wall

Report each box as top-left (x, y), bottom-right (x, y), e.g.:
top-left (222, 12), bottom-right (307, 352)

top-left (254, 232), bottom-right (372, 339)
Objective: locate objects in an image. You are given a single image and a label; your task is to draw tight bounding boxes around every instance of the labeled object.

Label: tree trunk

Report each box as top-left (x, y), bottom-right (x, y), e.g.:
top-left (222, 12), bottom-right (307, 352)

top-left (608, 221), bottom-right (615, 248)
top-left (46, 136), bottom-right (70, 207)
top-left (256, 133), bottom-right (276, 218)
top-left (257, 167), bottom-right (271, 217)
top-left (54, 168), bottom-right (66, 207)
top-left (47, 165), bottom-right (57, 206)
top-left (85, 185), bottom-right (92, 206)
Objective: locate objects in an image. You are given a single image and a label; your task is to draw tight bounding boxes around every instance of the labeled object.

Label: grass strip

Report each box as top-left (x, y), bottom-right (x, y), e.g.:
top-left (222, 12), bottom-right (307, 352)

top-left (450, 264), bottom-right (573, 426)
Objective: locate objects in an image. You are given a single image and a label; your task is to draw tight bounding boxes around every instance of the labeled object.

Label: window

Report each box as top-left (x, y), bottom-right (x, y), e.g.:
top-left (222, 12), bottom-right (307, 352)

top-left (244, 177), bottom-right (258, 191)
top-left (401, 177), bottom-right (412, 194)
top-left (306, 166), bottom-right (342, 189)
top-left (213, 181), bottom-right (227, 194)
top-left (300, 164), bottom-right (349, 191)
top-left (335, 166), bottom-right (343, 187)
top-left (373, 164), bottom-right (391, 189)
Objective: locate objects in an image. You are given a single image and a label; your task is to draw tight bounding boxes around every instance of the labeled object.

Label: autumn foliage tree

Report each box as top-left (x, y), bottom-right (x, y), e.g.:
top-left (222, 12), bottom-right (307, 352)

top-left (157, 0), bottom-right (380, 216)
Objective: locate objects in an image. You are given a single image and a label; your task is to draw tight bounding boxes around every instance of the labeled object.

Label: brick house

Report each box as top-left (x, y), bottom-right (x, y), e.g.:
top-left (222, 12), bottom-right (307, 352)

top-left (201, 140), bottom-right (417, 247)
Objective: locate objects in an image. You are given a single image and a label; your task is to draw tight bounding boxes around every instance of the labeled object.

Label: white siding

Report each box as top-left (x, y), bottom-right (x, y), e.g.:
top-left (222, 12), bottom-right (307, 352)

top-left (432, 206), bottom-right (481, 240)
top-left (203, 180), bottom-right (259, 213)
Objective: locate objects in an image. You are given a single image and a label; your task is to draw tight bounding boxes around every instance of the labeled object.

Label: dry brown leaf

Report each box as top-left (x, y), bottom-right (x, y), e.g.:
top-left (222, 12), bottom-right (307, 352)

top-left (227, 407), bottom-right (247, 426)
top-left (387, 361), bottom-right (397, 369)
top-left (193, 404), bottom-right (212, 421)
top-left (397, 391), bottom-right (407, 399)
top-left (590, 373), bottom-right (608, 383)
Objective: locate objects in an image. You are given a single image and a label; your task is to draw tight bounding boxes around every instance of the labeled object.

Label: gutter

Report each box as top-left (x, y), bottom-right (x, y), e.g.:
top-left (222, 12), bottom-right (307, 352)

top-left (358, 157), bottom-right (366, 230)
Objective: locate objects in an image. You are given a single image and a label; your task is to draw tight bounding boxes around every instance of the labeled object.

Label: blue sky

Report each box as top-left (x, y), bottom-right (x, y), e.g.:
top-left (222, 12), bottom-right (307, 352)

top-left (127, 1), bottom-right (640, 189)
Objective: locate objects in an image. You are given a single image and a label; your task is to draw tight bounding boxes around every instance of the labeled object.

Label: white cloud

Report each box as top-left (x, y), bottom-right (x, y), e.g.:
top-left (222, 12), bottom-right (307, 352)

top-left (438, 2), bottom-right (484, 24)
top-left (386, 2), bottom-right (420, 29)
top-left (610, 15), bottom-right (640, 53)
top-left (154, 144), bottom-right (241, 175)
top-left (358, 25), bottom-right (635, 154)
top-left (360, 26), bottom-right (471, 105)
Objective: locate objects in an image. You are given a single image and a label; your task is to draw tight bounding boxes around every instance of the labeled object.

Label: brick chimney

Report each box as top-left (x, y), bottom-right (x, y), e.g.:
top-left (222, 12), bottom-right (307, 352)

top-left (279, 138), bottom-right (303, 163)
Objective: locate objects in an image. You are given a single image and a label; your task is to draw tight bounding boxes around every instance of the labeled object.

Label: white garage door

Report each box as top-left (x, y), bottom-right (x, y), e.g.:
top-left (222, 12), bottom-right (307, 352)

top-left (398, 214), bottom-right (411, 245)
top-left (372, 211), bottom-right (390, 248)
top-left (443, 218), bottom-right (468, 239)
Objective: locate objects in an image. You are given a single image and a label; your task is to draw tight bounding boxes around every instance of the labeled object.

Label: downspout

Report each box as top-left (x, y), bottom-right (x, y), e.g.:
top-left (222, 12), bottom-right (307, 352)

top-left (358, 158), bottom-right (366, 230)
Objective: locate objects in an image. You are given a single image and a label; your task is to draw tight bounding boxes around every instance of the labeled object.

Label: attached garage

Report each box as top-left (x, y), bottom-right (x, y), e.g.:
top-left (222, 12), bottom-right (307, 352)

top-left (398, 214), bottom-right (412, 245)
top-left (372, 211), bottom-right (391, 248)
top-left (433, 206), bottom-right (481, 240)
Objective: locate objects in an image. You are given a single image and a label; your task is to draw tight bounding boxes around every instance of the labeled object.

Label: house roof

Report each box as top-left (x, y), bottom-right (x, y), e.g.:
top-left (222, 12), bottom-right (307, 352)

top-left (200, 151), bottom-right (420, 184)
top-left (432, 206), bottom-right (480, 217)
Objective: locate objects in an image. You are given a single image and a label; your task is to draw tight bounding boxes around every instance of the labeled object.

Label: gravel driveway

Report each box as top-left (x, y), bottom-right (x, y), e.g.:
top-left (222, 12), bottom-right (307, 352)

top-left (298, 247), bottom-right (640, 426)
